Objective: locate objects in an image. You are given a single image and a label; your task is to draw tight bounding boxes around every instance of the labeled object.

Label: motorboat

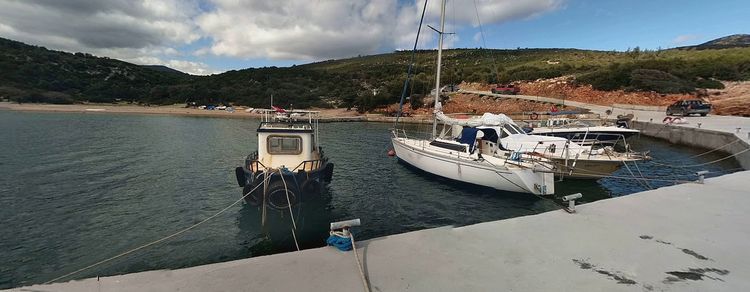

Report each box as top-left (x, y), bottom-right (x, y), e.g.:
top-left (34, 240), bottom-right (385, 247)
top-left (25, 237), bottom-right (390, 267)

top-left (523, 117), bottom-right (639, 147)
top-left (498, 120), bottom-right (649, 179)
top-left (234, 109), bottom-right (333, 210)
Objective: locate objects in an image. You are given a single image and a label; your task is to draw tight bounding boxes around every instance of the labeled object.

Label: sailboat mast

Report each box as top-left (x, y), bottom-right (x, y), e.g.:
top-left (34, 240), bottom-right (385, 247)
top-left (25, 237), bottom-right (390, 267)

top-left (432, 0), bottom-right (447, 138)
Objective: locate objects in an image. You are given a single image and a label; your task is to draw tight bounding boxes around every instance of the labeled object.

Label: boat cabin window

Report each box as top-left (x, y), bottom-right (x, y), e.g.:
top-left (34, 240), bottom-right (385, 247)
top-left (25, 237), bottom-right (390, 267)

top-left (503, 124), bottom-right (521, 135)
top-left (267, 135), bottom-right (302, 154)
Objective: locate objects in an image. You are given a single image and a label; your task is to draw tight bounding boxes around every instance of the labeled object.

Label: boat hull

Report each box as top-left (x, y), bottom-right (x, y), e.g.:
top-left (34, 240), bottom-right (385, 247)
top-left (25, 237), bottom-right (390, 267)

top-left (391, 137), bottom-right (554, 195)
top-left (235, 161), bottom-right (333, 210)
top-left (551, 157), bottom-right (625, 179)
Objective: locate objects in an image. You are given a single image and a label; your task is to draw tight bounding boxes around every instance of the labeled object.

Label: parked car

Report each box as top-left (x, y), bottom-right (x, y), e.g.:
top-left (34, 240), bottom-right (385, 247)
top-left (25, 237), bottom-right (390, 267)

top-left (666, 99), bottom-right (711, 116)
top-left (491, 84), bottom-right (520, 95)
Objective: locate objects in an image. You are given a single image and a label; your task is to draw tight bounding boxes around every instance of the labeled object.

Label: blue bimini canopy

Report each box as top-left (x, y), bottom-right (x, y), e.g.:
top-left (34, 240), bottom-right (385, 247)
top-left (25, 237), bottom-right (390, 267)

top-left (458, 127), bottom-right (479, 153)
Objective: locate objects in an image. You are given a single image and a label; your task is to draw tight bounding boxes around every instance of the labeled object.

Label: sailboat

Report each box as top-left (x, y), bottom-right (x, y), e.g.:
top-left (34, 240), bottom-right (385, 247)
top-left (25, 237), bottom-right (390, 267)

top-left (390, 0), bottom-right (555, 196)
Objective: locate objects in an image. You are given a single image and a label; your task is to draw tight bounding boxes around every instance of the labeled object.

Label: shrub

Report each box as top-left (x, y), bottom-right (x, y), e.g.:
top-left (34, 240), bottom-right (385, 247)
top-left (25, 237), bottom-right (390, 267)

top-left (577, 66), bottom-right (631, 91)
top-left (693, 78), bottom-right (725, 89)
top-left (11, 91), bottom-right (75, 104)
top-left (627, 69), bottom-right (693, 93)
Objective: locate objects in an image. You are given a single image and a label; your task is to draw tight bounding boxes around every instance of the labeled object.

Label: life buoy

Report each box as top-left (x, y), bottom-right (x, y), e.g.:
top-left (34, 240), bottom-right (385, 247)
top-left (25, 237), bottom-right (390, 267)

top-left (531, 113), bottom-right (540, 120)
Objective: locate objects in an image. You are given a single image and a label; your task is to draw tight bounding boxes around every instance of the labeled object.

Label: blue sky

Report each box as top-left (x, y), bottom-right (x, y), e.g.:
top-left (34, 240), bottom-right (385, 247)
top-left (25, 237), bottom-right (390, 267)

top-left (474, 0), bottom-right (750, 51)
top-left (0, 0), bottom-right (747, 74)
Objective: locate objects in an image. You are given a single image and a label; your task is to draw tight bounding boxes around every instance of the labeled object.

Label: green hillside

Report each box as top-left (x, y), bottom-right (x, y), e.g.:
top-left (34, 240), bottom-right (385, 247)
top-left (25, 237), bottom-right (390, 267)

top-left (1, 36), bottom-right (749, 111)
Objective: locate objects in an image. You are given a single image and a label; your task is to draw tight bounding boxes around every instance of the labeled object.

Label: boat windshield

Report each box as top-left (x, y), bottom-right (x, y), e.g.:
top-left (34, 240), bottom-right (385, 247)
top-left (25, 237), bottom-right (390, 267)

top-left (503, 124), bottom-right (523, 135)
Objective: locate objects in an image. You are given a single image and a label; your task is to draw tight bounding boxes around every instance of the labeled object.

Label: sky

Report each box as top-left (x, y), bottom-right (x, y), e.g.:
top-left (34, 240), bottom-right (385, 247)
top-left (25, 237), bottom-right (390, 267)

top-left (0, 0), bottom-right (747, 75)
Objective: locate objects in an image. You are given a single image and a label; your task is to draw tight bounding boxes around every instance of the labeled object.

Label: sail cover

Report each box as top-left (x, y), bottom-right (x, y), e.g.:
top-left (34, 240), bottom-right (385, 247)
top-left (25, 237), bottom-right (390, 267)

top-left (435, 109), bottom-right (515, 127)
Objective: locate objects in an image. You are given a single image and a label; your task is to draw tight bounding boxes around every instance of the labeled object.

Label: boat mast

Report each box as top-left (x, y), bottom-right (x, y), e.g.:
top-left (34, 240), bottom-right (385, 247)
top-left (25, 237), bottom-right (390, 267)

top-left (432, 0), bottom-right (447, 138)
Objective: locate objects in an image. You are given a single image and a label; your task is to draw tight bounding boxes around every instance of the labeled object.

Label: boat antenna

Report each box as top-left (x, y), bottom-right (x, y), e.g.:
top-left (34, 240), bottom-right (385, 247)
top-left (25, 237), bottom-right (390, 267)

top-left (432, 0), bottom-right (447, 138)
top-left (394, 0), bottom-right (429, 128)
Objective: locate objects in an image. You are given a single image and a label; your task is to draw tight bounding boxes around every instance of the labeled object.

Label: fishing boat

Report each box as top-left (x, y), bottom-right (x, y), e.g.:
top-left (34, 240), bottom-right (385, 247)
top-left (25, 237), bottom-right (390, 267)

top-left (390, 0), bottom-right (555, 196)
top-left (523, 117), bottom-right (639, 147)
top-left (234, 109), bottom-right (333, 210)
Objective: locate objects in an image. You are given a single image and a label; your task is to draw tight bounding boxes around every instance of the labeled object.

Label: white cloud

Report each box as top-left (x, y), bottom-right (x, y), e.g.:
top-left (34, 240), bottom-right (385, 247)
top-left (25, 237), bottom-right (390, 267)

top-left (672, 34), bottom-right (701, 45)
top-left (165, 59), bottom-right (217, 75)
top-left (198, 0), bottom-right (562, 61)
top-left (0, 0), bottom-right (211, 71)
top-left (0, 0), bottom-right (562, 71)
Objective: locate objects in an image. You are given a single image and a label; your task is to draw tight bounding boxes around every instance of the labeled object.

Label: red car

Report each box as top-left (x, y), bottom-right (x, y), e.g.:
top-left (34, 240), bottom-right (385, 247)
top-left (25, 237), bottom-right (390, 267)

top-left (491, 84), bottom-right (520, 95)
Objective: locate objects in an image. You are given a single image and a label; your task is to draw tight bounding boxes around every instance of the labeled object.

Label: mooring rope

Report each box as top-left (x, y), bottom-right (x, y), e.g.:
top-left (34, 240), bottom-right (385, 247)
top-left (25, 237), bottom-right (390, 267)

top-left (329, 230), bottom-right (370, 292)
top-left (278, 169), bottom-right (300, 251)
top-left (622, 161), bottom-right (652, 190)
top-left (648, 146), bottom-right (750, 168)
top-left (685, 138), bottom-right (743, 159)
top-left (44, 174), bottom-right (273, 284)
top-left (481, 158), bottom-right (569, 210)
top-left (349, 232), bottom-right (370, 292)
top-left (631, 160), bottom-right (653, 189)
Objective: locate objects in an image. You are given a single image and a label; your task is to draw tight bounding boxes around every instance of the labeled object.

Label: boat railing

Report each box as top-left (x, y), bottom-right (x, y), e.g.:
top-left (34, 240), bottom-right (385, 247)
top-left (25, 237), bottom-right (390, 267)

top-left (245, 160), bottom-right (268, 173)
top-left (244, 151), bottom-right (264, 172)
top-left (393, 128), bottom-right (409, 139)
top-left (292, 159), bottom-right (325, 172)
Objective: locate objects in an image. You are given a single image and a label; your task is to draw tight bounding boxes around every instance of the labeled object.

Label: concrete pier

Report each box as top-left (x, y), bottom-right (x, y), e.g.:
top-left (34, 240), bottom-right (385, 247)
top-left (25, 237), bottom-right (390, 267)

top-left (9, 171), bottom-right (750, 292)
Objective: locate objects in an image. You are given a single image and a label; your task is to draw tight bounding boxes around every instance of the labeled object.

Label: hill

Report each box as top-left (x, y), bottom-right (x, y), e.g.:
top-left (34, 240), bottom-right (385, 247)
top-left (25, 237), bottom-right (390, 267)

top-left (0, 37), bottom-right (190, 104)
top-left (141, 65), bottom-right (187, 75)
top-left (677, 34), bottom-right (750, 50)
top-left (698, 34), bottom-right (750, 48)
top-left (1, 36), bottom-right (749, 111)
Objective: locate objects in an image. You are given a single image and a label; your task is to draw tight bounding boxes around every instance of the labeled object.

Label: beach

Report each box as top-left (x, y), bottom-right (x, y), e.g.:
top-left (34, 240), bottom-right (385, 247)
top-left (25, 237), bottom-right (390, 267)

top-left (0, 102), bottom-right (443, 124)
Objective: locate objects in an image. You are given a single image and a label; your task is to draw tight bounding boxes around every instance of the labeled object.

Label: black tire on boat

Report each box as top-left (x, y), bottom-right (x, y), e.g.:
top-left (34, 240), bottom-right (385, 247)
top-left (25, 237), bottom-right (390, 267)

top-left (235, 167), bottom-right (247, 187)
top-left (323, 163), bottom-right (334, 183)
top-left (300, 178), bottom-right (322, 195)
top-left (266, 179), bottom-right (299, 210)
top-left (242, 183), bottom-right (262, 205)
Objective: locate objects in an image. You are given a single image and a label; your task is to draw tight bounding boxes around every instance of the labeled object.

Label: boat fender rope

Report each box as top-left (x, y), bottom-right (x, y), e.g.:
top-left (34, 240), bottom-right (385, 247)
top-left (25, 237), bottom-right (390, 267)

top-left (280, 167), bottom-right (301, 189)
top-left (327, 232), bottom-right (353, 251)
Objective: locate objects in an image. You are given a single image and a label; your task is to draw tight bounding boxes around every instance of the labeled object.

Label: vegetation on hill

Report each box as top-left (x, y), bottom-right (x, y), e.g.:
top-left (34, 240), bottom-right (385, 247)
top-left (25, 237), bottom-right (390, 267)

top-left (684, 34), bottom-right (750, 50)
top-left (1, 35), bottom-right (749, 111)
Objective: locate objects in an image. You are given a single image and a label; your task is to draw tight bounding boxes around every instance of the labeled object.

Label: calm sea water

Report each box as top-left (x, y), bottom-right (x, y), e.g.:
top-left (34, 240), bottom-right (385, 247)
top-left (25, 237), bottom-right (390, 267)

top-left (0, 110), bottom-right (740, 288)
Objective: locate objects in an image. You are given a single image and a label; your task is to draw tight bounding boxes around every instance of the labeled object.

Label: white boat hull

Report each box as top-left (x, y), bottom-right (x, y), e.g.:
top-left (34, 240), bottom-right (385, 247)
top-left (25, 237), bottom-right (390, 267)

top-left (391, 137), bottom-right (554, 195)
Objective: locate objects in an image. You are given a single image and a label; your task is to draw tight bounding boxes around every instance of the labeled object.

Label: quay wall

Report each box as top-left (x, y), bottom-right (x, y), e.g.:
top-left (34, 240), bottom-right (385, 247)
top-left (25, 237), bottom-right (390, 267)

top-left (612, 104), bottom-right (666, 112)
top-left (632, 121), bottom-right (750, 170)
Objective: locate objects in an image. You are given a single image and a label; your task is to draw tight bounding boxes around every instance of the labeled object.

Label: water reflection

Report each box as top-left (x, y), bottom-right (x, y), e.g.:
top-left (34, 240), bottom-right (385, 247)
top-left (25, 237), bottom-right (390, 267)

top-left (236, 187), bottom-right (335, 256)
